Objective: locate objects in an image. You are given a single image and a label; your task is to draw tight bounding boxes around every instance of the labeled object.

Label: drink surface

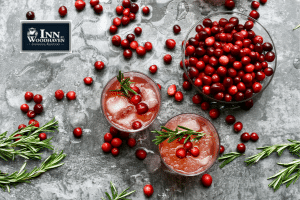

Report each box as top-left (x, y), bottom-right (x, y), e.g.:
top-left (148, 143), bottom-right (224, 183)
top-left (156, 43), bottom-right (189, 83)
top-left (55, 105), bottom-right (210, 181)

top-left (159, 114), bottom-right (220, 175)
top-left (102, 72), bottom-right (160, 131)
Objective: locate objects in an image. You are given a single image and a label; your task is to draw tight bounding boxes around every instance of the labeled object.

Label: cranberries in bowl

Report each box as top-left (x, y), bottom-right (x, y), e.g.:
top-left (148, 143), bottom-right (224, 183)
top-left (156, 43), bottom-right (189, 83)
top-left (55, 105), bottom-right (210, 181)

top-left (101, 71), bottom-right (161, 132)
top-left (182, 11), bottom-right (277, 104)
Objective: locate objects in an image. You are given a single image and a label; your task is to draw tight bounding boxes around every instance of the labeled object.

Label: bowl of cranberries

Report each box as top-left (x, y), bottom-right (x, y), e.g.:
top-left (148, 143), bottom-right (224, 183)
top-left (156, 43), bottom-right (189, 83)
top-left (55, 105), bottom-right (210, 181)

top-left (182, 11), bottom-right (276, 105)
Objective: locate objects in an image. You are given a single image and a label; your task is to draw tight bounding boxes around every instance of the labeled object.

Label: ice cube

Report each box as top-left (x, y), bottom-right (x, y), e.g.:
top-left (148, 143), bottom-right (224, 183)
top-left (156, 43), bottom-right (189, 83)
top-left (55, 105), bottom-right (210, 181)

top-left (117, 113), bottom-right (138, 128)
top-left (198, 155), bottom-right (211, 166)
top-left (178, 120), bottom-right (200, 131)
top-left (106, 96), bottom-right (131, 117)
top-left (140, 88), bottom-right (158, 109)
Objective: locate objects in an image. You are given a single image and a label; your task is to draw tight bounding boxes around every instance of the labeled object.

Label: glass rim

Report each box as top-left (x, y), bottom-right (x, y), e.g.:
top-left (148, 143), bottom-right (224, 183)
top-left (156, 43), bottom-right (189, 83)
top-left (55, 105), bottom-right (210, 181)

top-left (182, 11), bottom-right (277, 104)
top-left (100, 71), bottom-right (162, 133)
top-left (158, 113), bottom-right (220, 177)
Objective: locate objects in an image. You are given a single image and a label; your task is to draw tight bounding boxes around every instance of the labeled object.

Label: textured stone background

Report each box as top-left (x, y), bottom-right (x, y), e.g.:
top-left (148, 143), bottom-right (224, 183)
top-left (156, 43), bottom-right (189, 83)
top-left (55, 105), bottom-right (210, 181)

top-left (0, 0), bottom-right (299, 199)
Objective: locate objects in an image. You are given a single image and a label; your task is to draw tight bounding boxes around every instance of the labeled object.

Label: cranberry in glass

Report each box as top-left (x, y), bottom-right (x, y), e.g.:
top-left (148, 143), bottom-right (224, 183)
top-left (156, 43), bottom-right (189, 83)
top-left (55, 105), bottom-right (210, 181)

top-left (173, 25), bottom-right (181, 34)
top-left (237, 143), bottom-right (246, 153)
top-left (265, 51), bottom-right (275, 62)
top-left (136, 103), bottom-right (148, 114)
top-left (225, 0), bottom-right (235, 10)
top-left (264, 67), bottom-right (273, 76)
top-left (203, 86), bottom-right (211, 95)
top-left (203, 18), bottom-right (212, 28)
top-left (252, 82), bottom-right (262, 93)
top-left (132, 121), bottom-right (142, 129)
top-left (176, 148), bottom-right (187, 158)
top-left (190, 147), bottom-right (200, 157)
top-left (58, 6), bottom-right (67, 17)
top-left (26, 11), bottom-right (35, 20)
top-left (229, 17), bottom-right (239, 26)
top-left (142, 6), bottom-right (150, 15)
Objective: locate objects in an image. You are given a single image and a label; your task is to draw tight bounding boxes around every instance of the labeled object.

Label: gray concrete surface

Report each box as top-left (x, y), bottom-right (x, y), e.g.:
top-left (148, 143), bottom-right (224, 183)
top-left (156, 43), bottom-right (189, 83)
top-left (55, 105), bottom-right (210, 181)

top-left (0, 0), bottom-right (299, 199)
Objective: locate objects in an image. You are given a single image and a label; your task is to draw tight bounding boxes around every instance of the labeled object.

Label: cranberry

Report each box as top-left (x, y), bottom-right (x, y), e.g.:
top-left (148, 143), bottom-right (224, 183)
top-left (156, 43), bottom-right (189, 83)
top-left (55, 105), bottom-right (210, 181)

top-left (109, 25), bottom-right (118, 34)
top-left (209, 108), bottom-right (220, 119)
top-left (228, 85), bottom-right (238, 96)
top-left (201, 174), bottom-right (213, 187)
top-left (251, 1), bottom-right (260, 9)
top-left (103, 133), bottom-right (113, 143)
top-left (75, 0), bottom-right (86, 11)
top-left (127, 138), bottom-right (136, 148)
top-left (225, 115), bottom-right (236, 124)
top-left (237, 143), bottom-right (246, 153)
top-left (29, 119), bottom-right (39, 127)
top-left (163, 54), bottom-right (172, 63)
top-left (33, 94), bottom-right (43, 104)
top-left (241, 132), bottom-right (251, 142)
top-left (25, 91), bottom-right (34, 101)
top-left (112, 35), bottom-right (121, 46)
top-left (102, 142), bottom-right (112, 153)
top-left (116, 6), bottom-right (124, 15)
top-left (242, 73), bottom-right (253, 83)
top-left (252, 82), bottom-right (262, 93)
top-left (121, 16), bottom-right (130, 26)
top-left (205, 37), bottom-right (215, 47)
top-left (253, 35), bottom-right (263, 44)
top-left (33, 104), bottom-right (43, 114)
top-left (136, 149), bottom-right (147, 160)
top-left (231, 45), bottom-right (240, 56)
top-left (182, 81), bottom-right (191, 91)
top-left (218, 55), bottom-right (229, 66)
top-left (136, 46), bottom-right (146, 56)
top-left (202, 18), bottom-right (212, 28)
top-left (58, 6), bottom-right (67, 17)
top-left (224, 94), bottom-right (232, 102)
top-left (94, 61), bottom-right (105, 70)
top-left (234, 122), bottom-right (243, 132)
top-left (123, 49), bottom-right (132, 58)
top-left (201, 102), bottom-right (210, 110)
top-left (173, 25), bottom-right (181, 34)
top-left (195, 24), bottom-right (204, 32)
top-left (132, 121), bottom-right (142, 129)
top-left (27, 110), bottom-right (36, 118)
top-left (183, 141), bottom-right (192, 151)
top-left (94, 4), bottom-right (103, 14)
top-left (130, 86), bottom-right (140, 94)
top-left (122, 0), bottom-right (131, 8)
top-left (90, 0), bottom-right (99, 6)
top-left (219, 145), bottom-right (225, 154)
top-left (20, 104), bottom-right (29, 113)
top-left (66, 91), bottom-right (76, 100)
top-left (129, 3), bottom-right (138, 13)
top-left (143, 184), bottom-right (154, 197)
top-left (147, 65), bottom-right (157, 74)
top-left (193, 78), bottom-right (202, 87)
top-left (142, 6), bottom-right (150, 15)
top-left (26, 11), bottom-right (35, 20)
top-left (190, 147), bottom-right (200, 157)
top-left (133, 27), bottom-right (142, 36)
top-left (176, 148), bottom-right (187, 158)
top-left (110, 126), bottom-right (119, 137)
top-left (18, 124), bottom-right (26, 129)
top-left (250, 132), bottom-right (259, 141)
top-left (130, 41), bottom-right (138, 50)
top-left (136, 103), bottom-right (148, 114)
top-left (110, 148), bottom-right (119, 156)
top-left (202, 86), bottom-right (211, 95)
top-left (265, 51), bottom-right (275, 62)
top-left (192, 94), bottom-right (202, 104)
top-left (83, 77), bottom-right (93, 85)
top-left (166, 39), bottom-right (176, 49)
top-left (262, 42), bottom-right (273, 51)
top-left (174, 91), bottom-right (183, 102)
top-left (123, 8), bottom-right (130, 16)
top-left (111, 138), bottom-right (122, 148)
top-left (129, 95), bottom-right (141, 105)
top-left (38, 133), bottom-right (47, 141)
top-left (249, 10), bottom-right (260, 20)
top-left (144, 42), bottom-right (152, 51)
top-left (260, 0), bottom-right (267, 4)
top-left (73, 127), bottom-right (82, 137)
top-left (224, 23), bottom-right (235, 33)
top-left (157, 83), bottom-right (162, 90)
top-left (264, 67), bottom-right (273, 76)
top-left (129, 13), bottom-right (136, 21)
top-left (219, 18), bottom-right (228, 27)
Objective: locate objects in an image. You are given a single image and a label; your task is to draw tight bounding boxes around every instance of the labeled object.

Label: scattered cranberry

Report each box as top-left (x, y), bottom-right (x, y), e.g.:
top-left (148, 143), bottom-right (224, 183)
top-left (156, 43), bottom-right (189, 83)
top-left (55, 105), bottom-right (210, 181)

top-left (113, 17), bottom-right (121, 27)
top-left (18, 124), bottom-right (27, 129)
top-left (123, 8), bottom-right (130, 16)
top-left (136, 149), bottom-right (147, 160)
top-left (209, 108), bottom-right (220, 119)
top-left (129, 13), bottom-right (136, 21)
top-left (130, 41), bottom-right (138, 50)
top-left (174, 91), bottom-right (183, 102)
top-left (58, 6), bottom-right (67, 17)
top-left (34, 104), bottom-right (43, 114)
top-left (66, 91), bottom-right (76, 100)
top-left (225, 0), bottom-right (235, 10)
top-left (149, 65), bottom-right (157, 74)
top-left (26, 11), bottom-right (35, 20)
top-left (251, 1), bottom-right (260, 9)
top-left (241, 132), bottom-right (251, 142)
top-left (249, 10), bottom-right (260, 20)
top-left (136, 46), bottom-right (146, 56)
top-left (136, 103), bottom-right (148, 115)
top-left (27, 110), bottom-right (36, 119)
top-left (192, 94), bottom-right (202, 104)
top-left (90, 0), bottom-right (99, 6)
top-left (110, 126), bottom-right (119, 137)
top-left (123, 49), bottom-right (133, 58)
top-left (39, 133), bottom-right (47, 141)
top-left (20, 104), bottom-right (29, 113)
top-left (190, 147), bottom-right (200, 157)
top-left (110, 25), bottom-right (118, 35)
top-left (127, 138), bottom-right (136, 148)
top-left (225, 115), bottom-right (236, 124)
top-left (55, 89), bottom-right (64, 100)
top-left (201, 174), bottom-right (213, 187)
top-left (173, 25), bottom-right (181, 34)
top-left (25, 91), bottom-right (34, 101)
top-left (94, 61), bottom-right (105, 70)
top-left (234, 122), bottom-right (243, 132)
top-left (130, 3), bottom-right (139, 13)
top-left (121, 16), bottom-right (130, 26)
top-left (75, 0), bottom-right (86, 11)
top-left (73, 127), bottom-right (82, 137)
top-left (176, 148), bottom-right (187, 158)
top-left (182, 81), bottom-right (192, 90)
top-left (14, 134), bottom-right (22, 141)
top-left (166, 39), bottom-right (176, 49)
top-left (237, 143), bottom-right (246, 153)
top-left (143, 184), bottom-right (154, 197)
top-left (184, 141), bottom-right (193, 150)
top-left (112, 35), bottom-right (121, 46)
top-left (111, 148), bottom-right (120, 156)
top-left (116, 6), bottom-right (124, 15)
top-left (201, 102), bottom-right (210, 110)
top-left (103, 133), bottom-right (113, 143)
top-left (94, 4), bottom-right (103, 14)
top-left (142, 6), bottom-right (150, 15)
top-left (250, 132), bottom-right (259, 141)
top-left (260, 0), bottom-right (267, 4)
top-left (84, 77), bottom-right (93, 85)
top-left (219, 145), bottom-right (225, 154)
top-left (102, 142), bottom-right (112, 153)
top-left (144, 42), bottom-right (152, 51)
top-left (132, 121), bottom-right (142, 129)
top-left (167, 84), bottom-right (177, 96)
top-left (163, 54), bottom-right (172, 63)
top-left (111, 138), bottom-right (122, 148)
top-left (122, 0), bottom-right (131, 8)
top-left (29, 119), bottom-right (39, 127)
top-left (33, 94), bottom-right (43, 104)
top-left (134, 27), bottom-right (142, 36)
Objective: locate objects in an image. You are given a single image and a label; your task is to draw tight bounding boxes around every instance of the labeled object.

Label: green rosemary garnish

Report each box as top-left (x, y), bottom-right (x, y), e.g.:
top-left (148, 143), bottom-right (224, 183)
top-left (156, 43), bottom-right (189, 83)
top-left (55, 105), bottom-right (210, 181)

top-left (101, 181), bottom-right (136, 200)
top-left (294, 24), bottom-right (300, 30)
top-left (218, 152), bottom-right (244, 169)
top-left (110, 71), bottom-right (137, 98)
top-left (152, 125), bottom-right (206, 145)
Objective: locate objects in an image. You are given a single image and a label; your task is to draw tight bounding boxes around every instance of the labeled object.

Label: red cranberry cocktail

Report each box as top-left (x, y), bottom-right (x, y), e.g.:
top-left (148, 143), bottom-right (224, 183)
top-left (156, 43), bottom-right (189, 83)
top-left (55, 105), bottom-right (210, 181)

top-left (101, 71), bottom-right (161, 132)
top-left (159, 114), bottom-right (220, 176)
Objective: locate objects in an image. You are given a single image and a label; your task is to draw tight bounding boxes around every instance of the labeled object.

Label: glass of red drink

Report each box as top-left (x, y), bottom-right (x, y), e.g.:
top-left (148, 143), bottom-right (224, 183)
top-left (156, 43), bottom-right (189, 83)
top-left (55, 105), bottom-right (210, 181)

top-left (159, 113), bottom-right (220, 176)
top-left (101, 71), bottom-right (161, 132)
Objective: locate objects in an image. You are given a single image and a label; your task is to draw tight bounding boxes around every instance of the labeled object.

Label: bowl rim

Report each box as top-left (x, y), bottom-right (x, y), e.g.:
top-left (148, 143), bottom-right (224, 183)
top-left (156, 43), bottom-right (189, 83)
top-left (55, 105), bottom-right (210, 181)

top-left (100, 71), bottom-right (162, 133)
top-left (158, 113), bottom-right (220, 177)
top-left (182, 11), bottom-right (277, 104)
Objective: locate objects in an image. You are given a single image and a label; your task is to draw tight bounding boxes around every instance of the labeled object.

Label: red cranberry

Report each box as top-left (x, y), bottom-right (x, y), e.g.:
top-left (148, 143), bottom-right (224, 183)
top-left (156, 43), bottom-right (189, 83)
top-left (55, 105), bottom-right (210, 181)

top-left (223, 77), bottom-right (233, 88)
top-left (136, 149), bottom-right (147, 160)
top-left (149, 65), bottom-right (157, 74)
top-left (18, 124), bottom-right (26, 129)
top-left (112, 35), bottom-right (121, 46)
top-left (122, 0), bottom-right (131, 8)
top-left (110, 126), bottom-right (119, 137)
top-left (256, 71), bottom-right (265, 81)
top-left (66, 91), bottom-right (76, 100)
top-left (195, 24), bottom-right (204, 32)
top-left (234, 122), bottom-right (243, 132)
top-left (201, 174), bottom-right (213, 187)
top-left (249, 10), bottom-right (260, 20)
top-left (29, 119), bottom-right (39, 127)
top-left (58, 6), bottom-right (67, 17)
top-left (264, 67), bottom-right (273, 76)
top-left (209, 108), bottom-right (220, 119)
top-left (20, 104), bottom-right (29, 113)
top-left (244, 20), bottom-right (254, 31)
top-left (183, 141), bottom-right (193, 151)
top-left (245, 89), bottom-right (253, 99)
top-left (253, 35), bottom-right (263, 44)
top-left (104, 133), bottom-right (113, 143)
top-left (136, 46), bottom-right (146, 56)
top-left (250, 132), bottom-right (259, 141)
top-left (217, 66), bottom-right (227, 77)
top-left (224, 94), bottom-right (232, 102)
top-left (231, 45), bottom-right (240, 56)
top-left (26, 11), bottom-right (35, 20)
top-left (241, 132), bottom-right (251, 142)
top-left (252, 82), bottom-right (262, 93)
top-left (90, 0), bottom-right (99, 6)
top-left (132, 121), bottom-right (142, 129)
top-left (228, 85), bottom-right (238, 96)
top-left (94, 4), bottom-right (103, 14)
top-left (263, 42), bottom-right (273, 51)
top-left (192, 94), bottom-right (202, 104)
top-left (173, 25), bottom-right (181, 34)
top-left (260, 0), bottom-right (267, 3)
top-left (129, 13), bottom-right (136, 21)
top-left (111, 148), bottom-right (119, 156)
top-left (116, 6), bottom-right (123, 15)
top-left (237, 143), bottom-right (246, 153)
top-left (123, 49), bottom-right (132, 58)
top-left (111, 138), bottom-right (122, 148)
top-left (102, 143), bottom-right (112, 153)
top-left (190, 147), bottom-right (200, 157)
top-left (219, 145), bottom-right (225, 154)
top-left (129, 3), bottom-right (139, 13)
top-left (265, 51), bottom-right (275, 62)
top-left (196, 60), bottom-right (205, 70)
top-left (136, 103), bottom-right (148, 114)
top-left (157, 83), bottom-right (162, 90)
top-left (130, 41), bottom-right (138, 50)
top-left (39, 133), bottom-right (47, 141)
top-left (166, 39), bottom-right (176, 49)
top-left (251, 1), bottom-right (260, 9)
top-left (34, 104), bottom-right (43, 114)
top-left (133, 27), bottom-right (142, 36)
top-left (121, 16), bottom-right (130, 26)
top-left (202, 86), bottom-right (211, 95)
top-left (174, 91), bottom-right (183, 102)
top-left (163, 54), bottom-right (172, 63)
top-left (109, 25), bottom-right (118, 34)
top-left (123, 8), bottom-right (130, 16)
top-left (143, 184), bottom-right (154, 197)
top-left (242, 73), bottom-right (253, 83)
top-left (113, 17), bottom-right (121, 27)
top-left (176, 148), bottom-right (187, 158)
top-left (127, 138), bottom-right (136, 148)
top-left (25, 91), bottom-right (34, 101)
top-left (142, 6), bottom-right (150, 15)
top-left (27, 110), bottom-right (36, 118)
top-left (224, 23), bottom-right (235, 33)
top-left (244, 100), bottom-right (254, 110)
top-left (94, 61), bottom-right (105, 70)
top-left (219, 55), bottom-right (229, 66)
top-left (229, 17), bottom-right (239, 26)
top-left (130, 86), bottom-right (140, 94)
top-left (203, 18), bottom-right (212, 28)
top-left (226, 115), bottom-right (236, 124)
top-left (194, 78), bottom-right (202, 87)
top-left (201, 102), bottom-right (210, 110)
top-left (75, 0), bottom-right (86, 11)
top-left (144, 42), bottom-right (153, 51)
top-left (182, 81), bottom-right (192, 90)
top-left (83, 77), bottom-right (93, 85)
top-left (130, 95), bottom-right (141, 105)
top-left (219, 18), bottom-right (228, 27)
top-left (205, 37), bottom-right (215, 47)
top-left (73, 127), bottom-right (82, 137)
top-left (126, 34), bottom-right (135, 42)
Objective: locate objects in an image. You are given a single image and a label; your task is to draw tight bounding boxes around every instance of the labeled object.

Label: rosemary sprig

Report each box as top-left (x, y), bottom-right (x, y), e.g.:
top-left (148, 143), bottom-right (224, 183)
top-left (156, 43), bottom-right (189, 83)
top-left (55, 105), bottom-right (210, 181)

top-left (294, 24), bottom-right (300, 30)
top-left (268, 159), bottom-right (300, 191)
top-left (245, 139), bottom-right (300, 166)
top-left (101, 182), bottom-right (136, 200)
top-left (110, 71), bottom-right (137, 98)
top-left (0, 151), bottom-right (66, 192)
top-left (218, 152), bottom-right (244, 169)
top-left (151, 125), bottom-right (206, 145)
top-left (0, 118), bottom-right (59, 161)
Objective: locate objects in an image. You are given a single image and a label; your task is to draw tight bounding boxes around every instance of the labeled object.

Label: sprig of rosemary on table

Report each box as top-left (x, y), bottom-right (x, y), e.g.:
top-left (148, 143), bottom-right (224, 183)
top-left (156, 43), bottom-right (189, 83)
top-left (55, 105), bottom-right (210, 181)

top-left (245, 139), bottom-right (300, 166)
top-left (218, 152), bottom-right (244, 169)
top-left (294, 24), bottom-right (300, 30)
top-left (268, 159), bottom-right (300, 191)
top-left (110, 71), bottom-right (137, 98)
top-left (0, 118), bottom-right (58, 161)
top-left (0, 151), bottom-right (66, 192)
top-left (152, 125), bottom-right (206, 145)
top-left (101, 182), bottom-right (135, 200)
